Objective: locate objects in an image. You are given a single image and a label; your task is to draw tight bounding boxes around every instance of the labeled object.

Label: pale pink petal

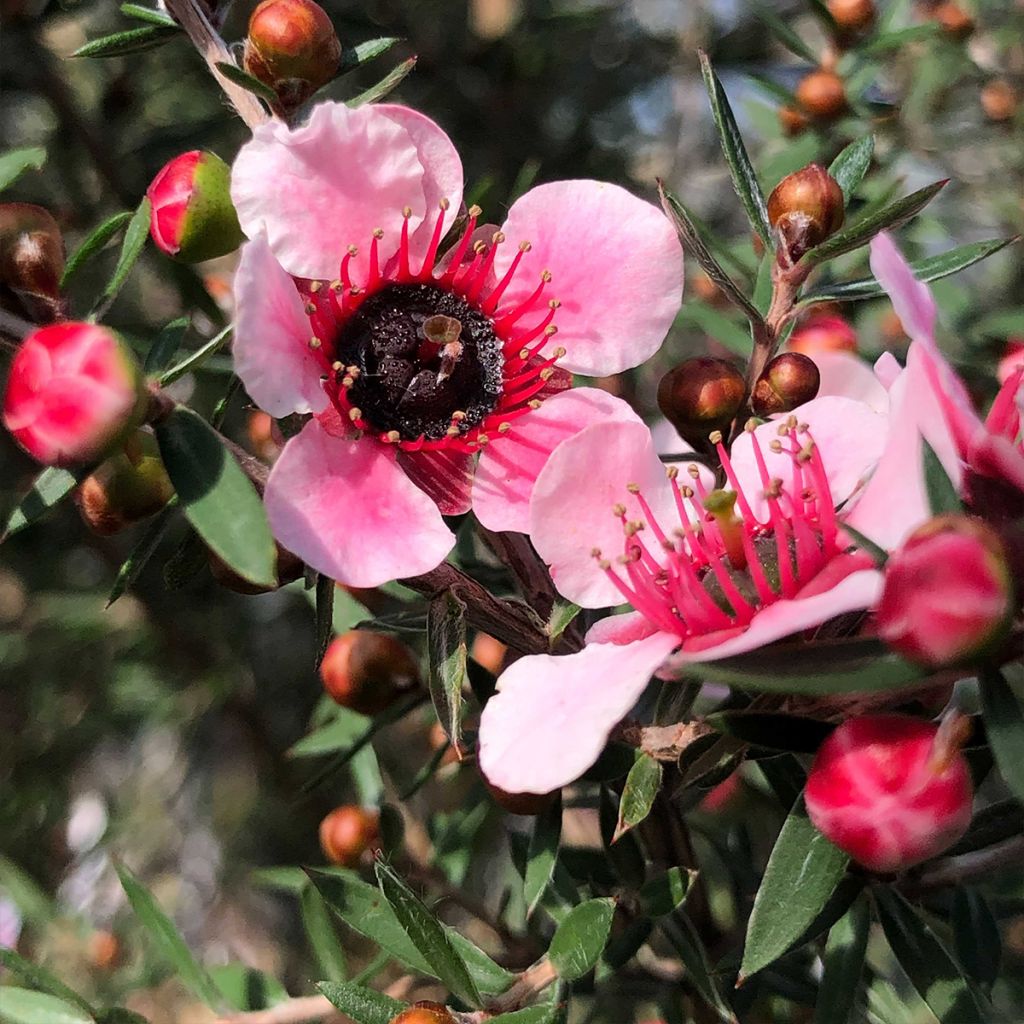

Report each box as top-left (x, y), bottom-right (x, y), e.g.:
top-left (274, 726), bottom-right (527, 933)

top-left (967, 431), bottom-right (1024, 492)
top-left (478, 631), bottom-right (680, 793)
top-left (232, 102), bottom-right (461, 281)
top-left (265, 419), bottom-right (455, 586)
top-left (472, 388), bottom-right (643, 534)
top-left (397, 447), bottom-right (475, 515)
top-left (869, 233), bottom-right (937, 349)
top-left (874, 352), bottom-right (902, 391)
top-left (811, 351), bottom-right (889, 413)
top-left (233, 237), bottom-right (328, 417)
top-left (530, 418), bottom-right (679, 608)
top-left (585, 610), bottom-right (661, 645)
top-left (493, 180), bottom-right (684, 376)
top-left (650, 416), bottom-right (698, 458)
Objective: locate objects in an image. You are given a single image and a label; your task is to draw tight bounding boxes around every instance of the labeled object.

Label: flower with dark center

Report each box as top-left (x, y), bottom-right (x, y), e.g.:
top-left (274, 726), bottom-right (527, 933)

top-left (230, 101), bottom-right (684, 585)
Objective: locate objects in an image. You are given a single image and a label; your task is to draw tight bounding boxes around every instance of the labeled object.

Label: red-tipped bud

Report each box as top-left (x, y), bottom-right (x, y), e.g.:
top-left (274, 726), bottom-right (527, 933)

top-left (981, 79), bottom-right (1018, 123)
top-left (877, 515), bottom-right (1014, 668)
top-left (787, 314), bottom-right (858, 356)
top-left (320, 631), bottom-right (419, 715)
top-left (146, 151), bottom-right (243, 263)
top-left (208, 543), bottom-right (303, 594)
top-left (928, 1), bottom-right (975, 39)
top-left (806, 714), bottom-right (974, 872)
top-left (767, 163), bottom-right (845, 264)
top-left (319, 805), bottom-right (381, 867)
top-left (485, 779), bottom-right (557, 816)
top-left (751, 352), bottom-right (820, 416)
top-left (389, 1002), bottom-right (457, 1024)
top-left (657, 357), bottom-right (746, 444)
top-left (699, 771), bottom-right (742, 813)
top-left (795, 69), bottom-right (848, 120)
top-left (244, 0), bottom-right (342, 111)
top-left (826, 0), bottom-right (876, 34)
top-left (778, 105), bottom-right (811, 137)
top-left (0, 203), bottom-right (65, 322)
top-left (2, 322), bottom-right (145, 467)
top-left (75, 430), bottom-right (174, 535)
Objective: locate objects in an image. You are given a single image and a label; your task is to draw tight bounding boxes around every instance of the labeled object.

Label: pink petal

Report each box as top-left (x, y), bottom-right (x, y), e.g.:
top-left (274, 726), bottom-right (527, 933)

top-left (493, 180), bottom-right (684, 376)
top-left (264, 418), bottom-right (455, 586)
top-left (478, 631), bottom-right (680, 794)
top-left (472, 388), bottom-right (643, 534)
top-left (397, 447), bottom-right (475, 515)
top-left (811, 351), bottom-right (889, 413)
top-left (874, 352), bottom-right (902, 390)
top-left (233, 237), bottom-right (329, 417)
top-left (650, 416), bottom-right (698, 458)
top-left (869, 233), bottom-right (937, 349)
top-left (585, 610), bottom-right (661, 645)
top-left (529, 418), bottom-right (680, 608)
top-left (231, 102), bottom-right (462, 281)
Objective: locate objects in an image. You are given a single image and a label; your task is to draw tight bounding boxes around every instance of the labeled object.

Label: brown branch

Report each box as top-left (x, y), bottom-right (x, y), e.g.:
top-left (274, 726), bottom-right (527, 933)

top-left (901, 834), bottom-right (1024, 894)
top-left (213, 995), bottom-right (342, 1024)
top-left (614, 719), bottom-right (712, 762)
top-left (484, 957), bottom-right (559, 1016)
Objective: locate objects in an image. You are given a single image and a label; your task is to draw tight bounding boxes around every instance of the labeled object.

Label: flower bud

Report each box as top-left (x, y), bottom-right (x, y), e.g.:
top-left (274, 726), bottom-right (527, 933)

top-left (787, 314), bottom-right (858, 356)
top-left (389, 1003), bottom-right (456, 1024)
top-left (87, 930), bottom-right (122, 971)
top-left (929, 0), bottom-right (975, 39)
top-left (319, 805), bottom-right (381, 867)
top-left (795, 69), bottom-right (848, 121)
top-left (826, 0), bottom-right (876, 34)
top-left (877, 515), bottom-right (1014, 668)
top-left (471, 631), bottom-right (507, 674)
top-left (657, 357), bottom-right (746, 445)
top-left (320, 630), bottom-right (419, 715)
top-left (485, 779), bottom-right (556, 816)
top-left (2, 322), bottom-right (145, 467)
top-left (691, 271), bottom-right (727, 308)
top-left (767, 163), bottom-right (845, 264)
top-left (778, 105), bottom-right (810, 137)
top-left (751, 352), bottom-right (820, 417)
top-left (244, 0), bottom-right (342, 111)
top-left (806, 714), bottom-right (974, 872)
top-left (75, 430), bottom-right (174, 535)
top-left (146, 151), bottom-right (244, 263)
top-left (0, 203), bottom-right (65, 323)
top-left (981, 79), bottom-right (1018, 123)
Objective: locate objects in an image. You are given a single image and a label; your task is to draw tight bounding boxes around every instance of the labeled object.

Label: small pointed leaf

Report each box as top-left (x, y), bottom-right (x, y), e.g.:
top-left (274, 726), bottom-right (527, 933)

top-left (548, 898), bottom-right (616, 981)
top-left (316, 983), bottom-right (404, 1024)
top-left (614, 753), bottom-right (662, 842)
top-left (828, 135), bottom-right (875, 203)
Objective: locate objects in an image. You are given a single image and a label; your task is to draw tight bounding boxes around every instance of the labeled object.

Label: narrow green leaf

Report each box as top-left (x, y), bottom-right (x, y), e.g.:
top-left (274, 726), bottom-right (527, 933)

top-left (979, 668), bottom-right (1024, 805)
top-left (158, 324), bottom-right (233, 385)
top-left (659, 915), bottom-right (737, 1022)
top-left (107, 499), bottom-right (178, 606)
top-left (676, 302), bottom-right (753, 357)
top-left (120, 3), bottom-right (178, 26)
top-left (72, 25), bottom-right (179, 58)
top-left (638, 866), bottom-right (696, 918)
top-left (0, 988), bottom-right (92, 1024)
top-left (843, 524), bottom-right (888, 567)
top-left (250, 866), bottom-right (308, 894)
top-left (922, 439), bottom-right (962, 515)
top-left (338, 36), bottom-right (402, 73)
top-left (289, 709), bottom-right (369, 758)
top-left (143, 317), bottom-right (190, 375)
top-left (0, 857), bottom-right (53, 924)
top-left (740, 796), bottom-right (849, 981)
top-left (860, 23), bottom-right (941, 55)
top-left (811, 899), bottom-right (870, 1024)
top-left (316, 982), bottom-right (404, 1024)
top-left (524, 797), bottom-right (562, 916)
top-left (1, 467), bottom-right (83, 543)
top-left (346, 57), bottom-right (417, 108)
top-left (300, 884), bottom-right (347, 982)
top-left (0, 147), bottom-right (46, 191)
top-left (374, 860), bottom-right (482, 1008)
top-left (951, 887), bottom-right (1001, 988)
top-left (427, 589), bottom-right (468, 755)
top-left (698, 51), bottom-right (772, 246)
top-left (0, 950), bottom-right (95, 1016)
top-left (315, 573), bottom-right (336, 668)
top-left (945, 798), bottom-right (1024, 856)
top-left (60, 211), bottom-right (133, 290)
top-left (208, 965), bottom-right (287, 1012)
top-left (750, 1), bottom-right (819, 62)
top-left (546, 598), bottom-right (581, 645)
top-left (213, 61), bottom-right (278, 104)
top-left (828, 135), bottom-right (875, 204)
top-left (548, 898), bottom-right (616, 981)
top-left (115, 863), bottom-right (223, 1008)
top-left (155, 405), bottom-right (277, 588)
top-left (94, 197), bottom-right (151, 315)
top-left (613, 754), bottom-right (662, 842)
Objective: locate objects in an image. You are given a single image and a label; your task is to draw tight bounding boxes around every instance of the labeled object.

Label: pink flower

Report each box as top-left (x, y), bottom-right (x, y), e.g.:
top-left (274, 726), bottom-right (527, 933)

top-left (997, 338), bottom-right (1024, 384)
top-left (786, 313), bottom-right (858, 357)
top-left (2, 322), bottom-right (144, 467)
top-left (229, 102), bottom-right (684, 586)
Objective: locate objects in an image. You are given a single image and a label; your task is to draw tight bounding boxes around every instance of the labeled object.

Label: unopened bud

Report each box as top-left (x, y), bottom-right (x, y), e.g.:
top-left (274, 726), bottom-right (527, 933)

top-left (485, 779), bottom-right (556, 816)
top-left (319, 805), bottom-right (381, 867)
top-left (929, 0), bottom-right (975, 39)
top-left (2, 323), bottom-right (145, 467)
top-left (751, 352), bottom-right (820, 416)
top-left (877, 515), bottom-right (1014, 668)
top-left (146, 151), bottom-right (243, 263)
top-left (320, 630), bottom-right (419, 715)
top-left (208, 542), bottom-right (303, 594)
top-left (87, 931), bottom-right (122, 971)
top-left (826, 0), bottom-right (876, 34)
top-left (75, 431), bottom-right (174, 535)
top-left (767, 163), bottom-right (845, 264)
top-left (691, 271), bottom-right (728, 308)
top-left (389, 1003), bottom-right (457, 1024)
top-left (244, 0), bottom-right (342, 111)
top-left (795, 69), bottom-right (848, 120)
top-left (657, 357), bottom-right (745, 445)
top-left (806, 714), bottom-right (973, 872)
top-left (0, 203), bottom-right (65, 323)
top-left (981, 79), bottom-right (1018, 123)
top-left (778, 104), bottom-right (810, 137)
top-left (787, 314), bottom-right (858, 356)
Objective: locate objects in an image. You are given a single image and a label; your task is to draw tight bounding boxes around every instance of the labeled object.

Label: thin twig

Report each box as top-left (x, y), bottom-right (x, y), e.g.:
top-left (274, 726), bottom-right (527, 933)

top-left (485, 957), bottom-right (560, 1015)
top-left (901, 834), bottom-right (1024, 894)
top-left (213, 995), bottom-right (342, 1024)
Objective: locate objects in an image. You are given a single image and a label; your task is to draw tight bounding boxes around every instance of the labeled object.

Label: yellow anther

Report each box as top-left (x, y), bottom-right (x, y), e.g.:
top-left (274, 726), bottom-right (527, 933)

top-left (349, 407), bottom-right (363, 422)
top-left (519, 241), bottom-right (532, 252)
top-left (612, 503), bottom-right (627, 517)
top-left (626, 483), bottom-right (640, 494)
top-left (708, 430), bottom-right (723, 445)
top-left (439, 197), bottom-right (451, 210)
top-left (402, 206), bottom-right (412, 219)
top-left (497, 422), bottom-right (511, 433)
top-left (468, 204), bottom-right (483, 218)
top-left (386, 430), bottom-right (401, 443)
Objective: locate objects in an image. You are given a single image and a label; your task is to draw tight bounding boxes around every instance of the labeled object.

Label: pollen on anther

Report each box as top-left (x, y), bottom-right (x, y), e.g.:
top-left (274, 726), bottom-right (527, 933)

top-left (386, 430), bottom-right (401, 443)
top-left (528, 400), bottom-right (542, 409)
top-left (309, 337), bottom-right (322, 349)
top-left (341, 376), bottom-right (354, 388)
top-left (468, 204), bottom-right (483, 218)
top-left (309, 281), bottom-right (323, 294)
top-left (402, 207), bottom-right (412, 219)
top-left (491, 231), bottom-right (505, 245)
top-left (519, 241), bottom-right (532, 253)
top-left (347, 245), bottom-right (358, 256)
top-left (349, 407), bottom-right (362, 422)
top-left (626, 483), bottom-right (640, 494)
top-left (590, 547), bottom-right (602, 558)
top-left (476, 434), bottom-right (490, 446)
top-left (709, 430), bottom-right (723, 444)
top-left (769, 440), bottom-right (783, 453)
top-left (472, 240), bottom-right (487, 254)
top-left (304, 303), bottom-right (317, 315)
top-left (439, 197), bottom-right (450, 211)
top-left (446, 426), bottom-right (460, 437)
top-left (612, 503), bottom-right (627, 517)
top-left (545, 325), bottom-right (558, 336)
top-left (666, 466), bottom-right (679, 480)
top-left (549, 299), bottom-right (561, 310)
top-left (497, 422), bottom-right (511, 433)
top-left (451, 410), bottom-right (467, 422)
top-left (681, 486), bottom-right (694, 498)
top-left (540, 368), bottom-right (554, 380)
top-left (372, 228), bottom-right (384, 240)
top-left (745, 419), bottom-right (758, 432)
top-left (330, 280), bottom-right (343, 292)
top-left (331, 361), bottom-right (343, 372)
top-left (687, 464), bottom-right (701, 479)
top-left (541, 270), bottom-right (552, 282)
top-left (553, 346), bottom-right (567, 358)
top-left (518, 348), bottom-right (530, 359)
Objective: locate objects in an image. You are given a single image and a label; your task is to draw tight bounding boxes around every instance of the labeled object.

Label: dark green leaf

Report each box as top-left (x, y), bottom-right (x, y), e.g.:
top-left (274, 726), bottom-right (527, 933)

top-left (374, 860), bottom-right (482, 1007)
top-left (213, 61), bottom-right (278, 103)
top-left (208, 964), bottom-right (287, 1012)
top-left (315, 573), bottom-right (335, 668)
top-left (289, 709), bottom-right (369, 758)
top-left (740, 796), bottom-right (849, 981)
top-left (750, 1), bottom-right (819, 62)
top-left (346, 57), bottom-right (417, 108)
top-left (979, 668), bottom-right (1024, 805)
top-left (843, 524), bottom-right (888, 567)
top-left (300, 884), bottom-right (347, 982)
top-left (60, 211), bottom-right (133, 290)
top-left (659, 915), bottom-right (737, 1022)
top-left (945, 799), bottom-right (1024, 856)
top-left (698, 51), bottom-right (772, 246)
top-left (115, 863), bottom-right (223, 1008)
top-left (828, 135), bottom-right (874, 204)
top-left (143, 317), bottom-right (190, 375)
top-left (525, 797), bottom-right (562, 916)
top-left (599, 785), bottom-right (645, 889)
top-left (158, 324), bottom-right (233, 385)
top-left (0, 147), bottom-right (46, 191)
top-left (316, 982), bottom-right (404, 1024)
top-left (811, 898), bottom-right (869, 1024)
top-left (0, 950), bottom-right (95, 1016)
top-left (613, 754), bottom-right (662, 841)
top-left (94, 197), bottom-right (151, 315)
top-left (922, 439), bottom-right (962, 515)
top-left (72, 25), bottom-right (179, 58)
top-left (548, 898), bottom-right (616, 981)
top-left (638, 866), bottom-right (696, 918)
top-left (951, 887), bottom-right (1001, 988)
top-left (0, 989), bottom-right (92, 1024)
top-left (155, 405), bottom-right (276, 588)
top-left (706, 711), bottom-right (832, 754)
top-left (120, 3), bottom-right (178, 25)
top-left (427, 589), bottom-right (468, 754)
top-left (0, 856), bottom-right (53, 924)
top-left (1, 467), bottom-right (84, 543)
top-left (338, 37), bottom-right (402, 73)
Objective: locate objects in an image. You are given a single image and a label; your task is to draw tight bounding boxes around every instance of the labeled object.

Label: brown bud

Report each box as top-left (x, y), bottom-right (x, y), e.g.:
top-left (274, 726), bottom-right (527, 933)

top-left (827, 0), bottom-right (876, 34)
top-left (981, 79), bottom-right (1018, 122)
top-left (930, 1), bottom-right (975, 38)
top-left (87, 931), bottom-right (122, 971)
top-left (244, 0), bottom-right (341, 111)
top-left (389, 1003), bottom-right (457, 1024)
top-left (691, 271), bottom-right (727, 308)
top-left (657, 357), bottom-right (746, 444)
top-left (795, 69), bottom-right (848, 120)
top-left (320, 631), bottom-right (419, 715)
top-left (208, 543), bottom-right (304, 594)
top-left (778, 104), bottom-right (811, 137)
top-left (319, 805), bottom-right (381, 867)
top-left (485, 779), bottom-right (557, 816)
top-left (767, 163), bottom-right (845, 264)
top-left (752, 353), bottom-right (821, 416)
top-left (0, 203), bottom-right (65, 323)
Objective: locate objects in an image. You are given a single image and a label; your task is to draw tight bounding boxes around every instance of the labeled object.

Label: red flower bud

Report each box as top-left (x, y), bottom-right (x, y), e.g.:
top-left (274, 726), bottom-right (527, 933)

top-left (787, 314), bottom-right (858, 356)
top-left (0, 203), bottom-right (65, 323)
top-left (389, 1002), bottom-right (456, 1024)
top-left (981, 79), bottom-right (1018, 123)
top-left (877, 515), bottom-right (1014, 668)
top-left (319, 805), bottom-right (381, 867)
top-left (826, 0), bottom-right (876, 34)
top-left (751, 352), bottom-right (820, 416)
top-left (485, 779), bottom-right (557, 816)
top-left (928, 1), bottom-right (975, 39)
top-left (767, 163), bottom-right (845, 264)
top-left (320, 631), bottom-right (419, 715)
top-left (2, 322), bottom-right (145, 467)
top-left (146, 151), bottom-right (243, 263)
top-left (795, 69), bottom-right (848, 121)
top-left (778, 105), bottom-right (811, 137)
top-left (244, 0), bottom-right (342, 110)
top-left (806, 714), bottom-right (973, 872)
top-left (75, 430), bottom-right (174, 535)
top-left (657, 356), bottom-right (746, 445)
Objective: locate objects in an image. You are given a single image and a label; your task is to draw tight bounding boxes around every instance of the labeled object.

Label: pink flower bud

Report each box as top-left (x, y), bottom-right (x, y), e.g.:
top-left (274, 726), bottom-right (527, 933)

top-left (2, 322), bottom-right (145, 467)
top-left (787, 314), bottom-right (858, 357)
top-left (806, 714), bottom-right (973, 873)
top-left (146, 151), bottom-right (244, 263)
top-left (877, 515), bottom-right (1014, 668)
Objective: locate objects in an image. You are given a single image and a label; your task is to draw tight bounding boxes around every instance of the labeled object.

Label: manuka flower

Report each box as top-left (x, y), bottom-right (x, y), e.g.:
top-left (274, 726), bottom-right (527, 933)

top-left (229, 102), bottom-right (684, 586)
